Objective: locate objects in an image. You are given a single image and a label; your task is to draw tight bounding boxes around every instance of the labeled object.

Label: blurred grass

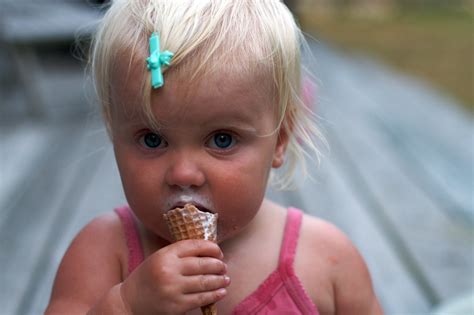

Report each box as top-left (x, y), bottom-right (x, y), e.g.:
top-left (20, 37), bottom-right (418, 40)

top-left (298, 5), bottom-right (474, 112)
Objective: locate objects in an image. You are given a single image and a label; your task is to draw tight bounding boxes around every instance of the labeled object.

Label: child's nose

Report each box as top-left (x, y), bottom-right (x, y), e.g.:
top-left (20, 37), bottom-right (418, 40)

top-left (164, 152), bottom-right (205, 189)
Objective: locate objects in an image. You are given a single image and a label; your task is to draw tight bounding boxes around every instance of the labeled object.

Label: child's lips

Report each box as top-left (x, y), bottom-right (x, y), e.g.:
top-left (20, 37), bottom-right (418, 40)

top-left (163, 193), bottom-right (215, 214)
top-left (167, 202), bottom-right (215, 214)
top-left (192, 205), bottom-right (214, 214)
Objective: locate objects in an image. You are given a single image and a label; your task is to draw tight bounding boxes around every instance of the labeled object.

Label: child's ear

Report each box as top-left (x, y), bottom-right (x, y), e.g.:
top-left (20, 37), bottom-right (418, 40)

top-left (272, 125), bottom-right (290, 168)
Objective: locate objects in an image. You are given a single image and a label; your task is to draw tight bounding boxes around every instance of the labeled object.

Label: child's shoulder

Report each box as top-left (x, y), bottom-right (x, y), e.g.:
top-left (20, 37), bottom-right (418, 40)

top-left (299, 213), bottom-right (358, 259)
top-left (77, 211), bottom-right (125, 246)
top-left (60, 211), bottom-right (127, 278)
top-left (296, 213), bottom-right (377, 312)
top-left (298, 214), bottom-right (371, 279)
top-left (46, 211), bottom-right (128, 313)
top-left (78, 211), bottom-right (127, 258)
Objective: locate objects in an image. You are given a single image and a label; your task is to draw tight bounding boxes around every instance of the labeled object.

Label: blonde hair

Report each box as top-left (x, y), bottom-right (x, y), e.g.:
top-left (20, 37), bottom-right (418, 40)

top-left (90, 0), bottom-right (324, 188)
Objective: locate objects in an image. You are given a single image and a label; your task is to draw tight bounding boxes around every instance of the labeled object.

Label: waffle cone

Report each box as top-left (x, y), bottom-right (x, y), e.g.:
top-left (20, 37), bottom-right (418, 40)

top-left (163, 204), bottom-right (218, 242)
top-left (201, 303), bottom-right (217, 315)
top-left (163, 204), bottom-right (218, 315)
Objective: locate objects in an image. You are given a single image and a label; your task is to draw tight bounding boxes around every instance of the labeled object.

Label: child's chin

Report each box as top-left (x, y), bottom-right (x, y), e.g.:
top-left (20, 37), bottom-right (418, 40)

top-left (217, 227), bottom-right (243, 244)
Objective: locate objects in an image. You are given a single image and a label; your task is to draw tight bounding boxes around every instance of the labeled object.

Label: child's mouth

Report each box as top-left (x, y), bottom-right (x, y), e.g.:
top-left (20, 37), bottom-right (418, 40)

top-left (169, 203), bottom-right (213, 214)
top-left (164, 193), bottom-right (215, 214)
top-left (193, 205), bottom-right (213, 213)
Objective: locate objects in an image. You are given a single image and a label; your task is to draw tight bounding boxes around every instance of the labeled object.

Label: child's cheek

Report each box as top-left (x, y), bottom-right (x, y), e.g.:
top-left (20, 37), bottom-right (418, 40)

top-left (212, 162), bottom-right (269, 241)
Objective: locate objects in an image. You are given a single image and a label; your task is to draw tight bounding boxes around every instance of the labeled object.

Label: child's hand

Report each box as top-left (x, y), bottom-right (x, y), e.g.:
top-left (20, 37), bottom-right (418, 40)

top-left (120, 239), bottom-right (229, 315)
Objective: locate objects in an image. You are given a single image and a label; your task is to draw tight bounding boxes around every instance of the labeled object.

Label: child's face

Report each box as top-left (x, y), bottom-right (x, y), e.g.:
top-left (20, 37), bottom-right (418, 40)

top-left (110, 61), bottom-right (288, 243)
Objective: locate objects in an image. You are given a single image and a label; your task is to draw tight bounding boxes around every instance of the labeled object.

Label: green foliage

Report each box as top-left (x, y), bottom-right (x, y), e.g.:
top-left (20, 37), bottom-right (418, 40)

top-left (298, 3), bottom-right (474, 111)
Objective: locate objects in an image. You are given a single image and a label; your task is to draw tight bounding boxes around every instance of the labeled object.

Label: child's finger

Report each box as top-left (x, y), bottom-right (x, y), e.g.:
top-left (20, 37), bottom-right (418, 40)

top-left (174, 239), bottom-right (223, 259)
top-left (183, 287), bottom-right (228, 309)
top-left (180, 257), bottom-right (227, 276)
top-left (182, 274), bottom-right (231, 294)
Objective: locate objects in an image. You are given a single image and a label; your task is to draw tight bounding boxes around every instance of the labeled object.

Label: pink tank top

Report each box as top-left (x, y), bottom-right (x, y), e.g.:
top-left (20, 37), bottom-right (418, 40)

top-left (115, 206), bottom-right (320, 314)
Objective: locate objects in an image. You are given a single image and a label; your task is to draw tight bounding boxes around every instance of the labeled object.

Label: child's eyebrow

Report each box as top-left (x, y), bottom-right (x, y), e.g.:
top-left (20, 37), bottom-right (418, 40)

top-left (203, 114), bottom-right (259, 132)
top-left (217, 123), bottom-right (258, 134)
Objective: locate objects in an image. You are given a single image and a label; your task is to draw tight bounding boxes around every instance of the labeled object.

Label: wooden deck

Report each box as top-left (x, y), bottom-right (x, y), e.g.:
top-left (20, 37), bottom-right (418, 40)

top-left (1, 5), bottom-right (473, 314)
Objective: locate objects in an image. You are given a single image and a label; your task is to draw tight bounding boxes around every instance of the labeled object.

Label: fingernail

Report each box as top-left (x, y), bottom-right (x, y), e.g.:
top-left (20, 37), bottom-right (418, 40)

top-left (217, 288), bottom-right (227, 297)
top-left (224, 276), bottom-right (231, 285)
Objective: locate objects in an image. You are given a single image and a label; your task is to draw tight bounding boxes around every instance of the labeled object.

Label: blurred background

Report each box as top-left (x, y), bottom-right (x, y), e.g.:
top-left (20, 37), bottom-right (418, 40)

top-left (295, 0), bottom-right (474, 111)
top-left (1, 0), bottom-right (473, 314)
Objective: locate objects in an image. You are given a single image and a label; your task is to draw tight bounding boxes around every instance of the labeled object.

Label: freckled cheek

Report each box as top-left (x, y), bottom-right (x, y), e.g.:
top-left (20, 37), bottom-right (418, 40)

top-left (115, 151), bottom-right (167, 225)
top-left (121, 168), bottom-right (159, 204)
top-left (120, 167), bottom-right (174, 239)
top-left (212, 156), bottom-right (271, 240)
top-left (216, 182), bottom-right (263, 238)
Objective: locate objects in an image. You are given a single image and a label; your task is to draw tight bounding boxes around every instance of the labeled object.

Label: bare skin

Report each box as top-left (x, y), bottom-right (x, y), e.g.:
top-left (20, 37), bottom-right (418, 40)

top-left (46, 56), bottom-right (383, 314)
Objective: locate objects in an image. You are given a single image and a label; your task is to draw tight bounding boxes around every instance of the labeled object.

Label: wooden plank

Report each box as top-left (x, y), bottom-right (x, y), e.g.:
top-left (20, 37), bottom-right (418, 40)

top-left (8, 47), bottom-right (46, 117)
top-left (1, 2), bottom-right (100, 118)
top-left (0, 120), bottom-right (106, 315)
top-left (24, 129), bottom-right (126, 314)
top-left (0, 122), bottom-right (56, 210)
top-left (37, 56), bottom-right (96, 120)
top-left (312, 43), bottom-right (473, 305)
top-left (347, 54), bottom-right (472, 157)
top-left (331, 108), bottom-right (473, 304)
top-left (1, 2), bottom-right (100, 45)
top-left (315, 43), bottom-right (473, 224)
top-left (0, 122), bottom-right (84, 314)
top-left (6, 43), bottom-right (94, 119)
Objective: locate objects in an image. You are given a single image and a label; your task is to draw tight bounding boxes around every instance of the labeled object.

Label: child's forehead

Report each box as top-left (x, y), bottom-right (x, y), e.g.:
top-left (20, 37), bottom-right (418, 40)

top-left (111, 51), bottom-right (275, 119)
top-left (174, 67), bottom-right (272, 101)
top-left (115, 44), bottom-right (271, 86)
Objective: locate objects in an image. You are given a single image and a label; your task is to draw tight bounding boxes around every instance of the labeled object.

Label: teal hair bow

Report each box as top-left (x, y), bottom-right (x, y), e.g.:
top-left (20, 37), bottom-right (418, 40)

top-left (146, 32), bottom-right (174, 89)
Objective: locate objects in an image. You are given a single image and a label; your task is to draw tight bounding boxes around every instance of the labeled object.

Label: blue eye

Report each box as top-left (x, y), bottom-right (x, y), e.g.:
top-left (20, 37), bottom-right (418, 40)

top-left (212, 133), bottom-right (234, 149)
top-left (141, 132), bottom-right (163, 149)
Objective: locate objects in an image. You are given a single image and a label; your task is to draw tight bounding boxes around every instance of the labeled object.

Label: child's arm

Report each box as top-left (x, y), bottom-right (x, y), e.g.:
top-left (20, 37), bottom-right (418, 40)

top-left (334, 252), bottom-right (383, 313)
top-left (299, 216), bottom-right (383, 314)
top-left (329, 227), bottom-right (384, 314)
top-left (45, 213), bottom-right (229, 315)
top-left (45, 214), bottom-right (127, 314)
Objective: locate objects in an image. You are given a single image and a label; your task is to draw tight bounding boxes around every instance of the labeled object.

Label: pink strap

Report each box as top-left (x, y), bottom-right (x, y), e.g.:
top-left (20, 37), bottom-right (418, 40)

top-left (278, 208), bottom-right (319, 314)
top-left (232, 208), bottom-right (318, 314)
top-left (278, 207), bottom-right (302, 269)
top-left (114, 206), bottom-right (145, 274)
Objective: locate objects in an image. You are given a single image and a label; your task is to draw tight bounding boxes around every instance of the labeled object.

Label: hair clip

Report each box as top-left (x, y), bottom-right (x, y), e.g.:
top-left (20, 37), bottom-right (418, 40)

top-left (146, 32), bottom-right (174, 89)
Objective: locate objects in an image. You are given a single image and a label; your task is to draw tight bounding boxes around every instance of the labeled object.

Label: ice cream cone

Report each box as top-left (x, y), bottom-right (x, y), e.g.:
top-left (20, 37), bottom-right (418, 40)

top-left (163, 204), bottom-right (218, 315)
top-left (201, 303), bottom-right (217, 315)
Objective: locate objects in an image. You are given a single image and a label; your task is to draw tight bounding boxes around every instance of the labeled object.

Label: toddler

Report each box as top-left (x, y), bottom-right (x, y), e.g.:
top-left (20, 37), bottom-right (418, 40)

top-left (46, 0), bottom-right (383, 314)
